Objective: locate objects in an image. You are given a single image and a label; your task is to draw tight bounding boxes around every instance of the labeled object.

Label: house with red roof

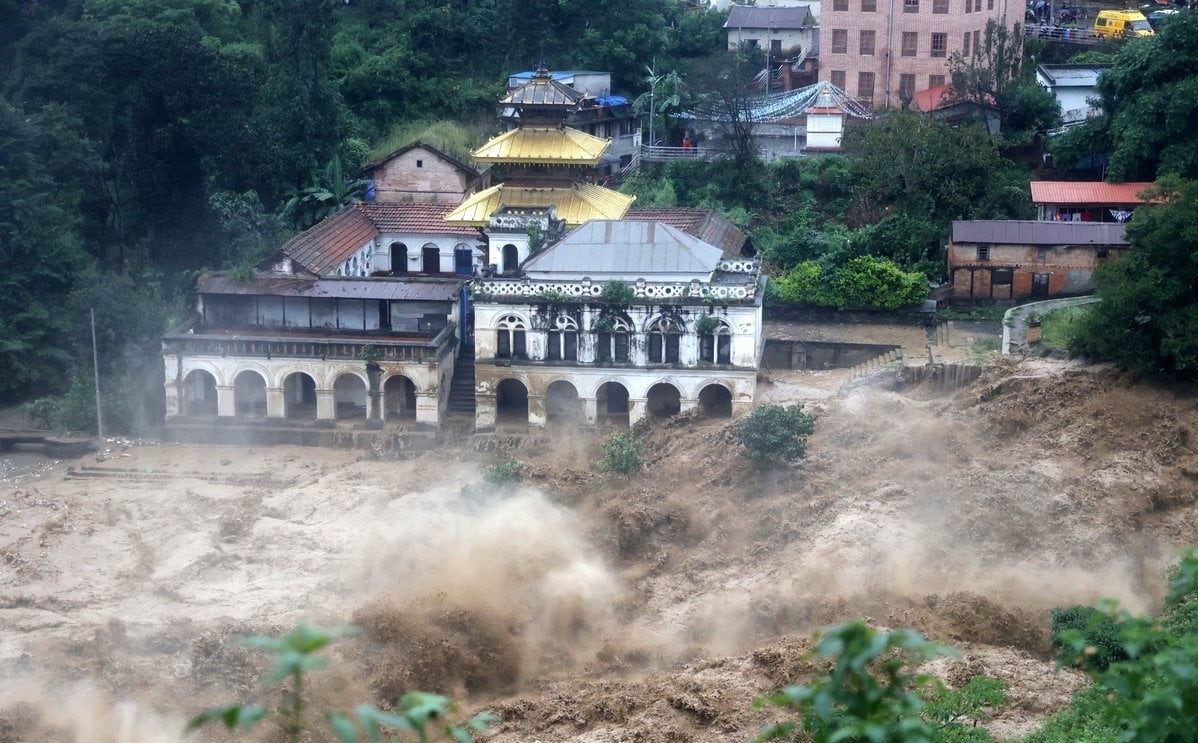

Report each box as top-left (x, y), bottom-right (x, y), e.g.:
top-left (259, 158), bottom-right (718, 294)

top-left (1030, 181), bottom-right (1156, 223)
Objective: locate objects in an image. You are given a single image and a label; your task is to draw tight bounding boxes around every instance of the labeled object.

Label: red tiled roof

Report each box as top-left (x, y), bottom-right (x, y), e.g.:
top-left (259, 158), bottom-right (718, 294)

top-left (359, 202), bottom-right (478, 236)
top-left (625, 207), bottom-right (747, 257)
top-left (276, 202), bottom-right (478, 275)
top-left (911, 84), bottom-right (994, 113)
top-left (1029, 181), bottom-right (1157, 205)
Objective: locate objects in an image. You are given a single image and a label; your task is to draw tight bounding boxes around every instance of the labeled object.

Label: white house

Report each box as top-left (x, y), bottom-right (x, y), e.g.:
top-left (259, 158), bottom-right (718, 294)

top-left (470, 219), bottom-right (765, 431)
top-left (1035, 63), bottom-right (1109, 127)
top-left (725, 5), bottom-right (819, 57)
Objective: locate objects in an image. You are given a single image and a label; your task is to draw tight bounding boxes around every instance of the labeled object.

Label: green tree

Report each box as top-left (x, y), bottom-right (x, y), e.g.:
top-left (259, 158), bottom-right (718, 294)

top-left (948, 20), bottom-right (1061, 139)
top-left (1070, 177), bottom-right (1198, 378)
top-left (735, 403), bottom-right (816, 465)
top-left (598, 431), bottom-right (644, 475)
top-left (841, 110), bottom-right (1008, 224)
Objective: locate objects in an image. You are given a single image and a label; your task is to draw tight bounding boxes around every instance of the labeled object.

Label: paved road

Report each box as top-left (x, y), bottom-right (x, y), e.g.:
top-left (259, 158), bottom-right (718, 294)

top-left (1001, 296), bottom-right (1101, 355)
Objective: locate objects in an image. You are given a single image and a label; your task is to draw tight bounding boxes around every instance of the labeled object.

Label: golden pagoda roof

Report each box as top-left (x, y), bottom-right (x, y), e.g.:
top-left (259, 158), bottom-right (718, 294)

top-left (471, 127), bottom-right (611, 166)
top-left (444, 183), bottom-right (635, 227)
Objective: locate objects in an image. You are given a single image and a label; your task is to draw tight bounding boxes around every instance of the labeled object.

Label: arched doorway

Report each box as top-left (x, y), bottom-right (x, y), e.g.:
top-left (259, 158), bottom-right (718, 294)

top-left (596, 381), bottom-right (630, 427)
top-left (390, 242), bottom-right (407, 274)
top-left (182, 370), bottom-right (217, 416)
top-left (233, 370), bottom-right (267, 419)
top-left (545, 380), bottom-right (581, 425)
top-left (421, 244), bottom-right (440, 273)
top-left (333, 373), bottom-right (367, 420)
top-left (699, 384), bottom-right (733, 418)
top-left (384, 375), bottom-right (417, 421)
top-left (501, 244), bottom-right (519, 274)
top-left (283, 372), bottom-right (317, 419)
top-left (647, 383), bottom-right (681, 419)
top-left (496, 378), bottom-right (528, 426)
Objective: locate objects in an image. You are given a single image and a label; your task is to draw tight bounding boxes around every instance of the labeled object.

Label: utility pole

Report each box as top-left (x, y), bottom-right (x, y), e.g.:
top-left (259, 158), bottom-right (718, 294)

top-left (91, 307), bottom-right (104, 441)
top-left (648, 57), bottom-right (659, 148)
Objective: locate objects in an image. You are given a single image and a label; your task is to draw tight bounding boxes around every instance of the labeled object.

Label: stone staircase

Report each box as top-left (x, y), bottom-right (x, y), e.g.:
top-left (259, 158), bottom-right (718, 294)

top-left (447, 345), bottom-right (477, 414)
top-left (845, 349), bottom-right (904, 382)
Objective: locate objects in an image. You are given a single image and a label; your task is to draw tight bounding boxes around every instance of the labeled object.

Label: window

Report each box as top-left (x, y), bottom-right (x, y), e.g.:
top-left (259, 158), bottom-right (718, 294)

top-left (976, 245), bottom-right (990, 261)
top-left (1037, 247), bottom-right (1050, 263)
top-left (546, 315), bottom-right (579, 361)
top-left (831, 70), bottom-right (847, 89)
top-left (974, 29), bottom-right (981, 52)
top-left (933, 0), bottom-right (948, 12)
top-left (595, 315), bottom-right (632, 363)
top-left (992, 269), bottom-right (1013, 285)
top-left (904, 0), bottom-right (919, 12)
top-left (859, 30), bottom-right (875, 55)
top-left (858, 71), bottom-right (875, 104)
top-left (931, 33), bottom-right (947, 57)
top-left (495, 315), bottom-right (527, 359)
top-left (647, 317), bottom-right (681, 364)
top-left (899, 73), bottom-right (916, 100)
top-left (929, 74), bottom-right (946, 88)
top-left (963, 31), bottom-right (972, 56)
top-left (834, 0), bottom-right (848, 9)
top-left (700, 321), bottom-right (733, 365)
top-left (770, 38), bottom-right (782, 55)
top-left (862, 0), bottom-right (877, 10)
top-left (901, 31), bottom-right (918, 56)
top-left (416, 159), bottom-right (423, 168)
top-left (832, 29), bottom-right (848, 54)
top-left (964, 0), bottom-right (971, 11)
top-left (988, 0), bottom-right (994, 9)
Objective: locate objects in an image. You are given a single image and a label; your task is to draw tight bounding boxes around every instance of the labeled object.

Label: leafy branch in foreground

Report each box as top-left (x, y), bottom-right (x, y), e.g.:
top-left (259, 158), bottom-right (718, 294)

top-left (187, 623), bottom-right (497, 743)
top-left (753, 622), bottom-right (961, 743)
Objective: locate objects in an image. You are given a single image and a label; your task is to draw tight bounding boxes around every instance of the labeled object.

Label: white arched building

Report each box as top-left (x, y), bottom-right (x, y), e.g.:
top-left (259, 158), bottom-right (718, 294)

top-left (471, 220), bottom-right (765, 430)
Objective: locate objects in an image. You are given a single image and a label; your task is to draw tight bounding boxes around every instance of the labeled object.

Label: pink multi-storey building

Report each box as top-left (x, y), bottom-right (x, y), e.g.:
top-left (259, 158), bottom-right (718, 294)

top-left (819, 0), bottom-right (1016, 108)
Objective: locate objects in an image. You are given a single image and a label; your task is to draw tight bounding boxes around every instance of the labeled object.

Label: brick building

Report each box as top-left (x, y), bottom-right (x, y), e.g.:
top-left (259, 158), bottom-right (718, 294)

top-left (819, 0), bottom-right (1015, 108)
top-left (948, 220), bottom-right (1129, 301)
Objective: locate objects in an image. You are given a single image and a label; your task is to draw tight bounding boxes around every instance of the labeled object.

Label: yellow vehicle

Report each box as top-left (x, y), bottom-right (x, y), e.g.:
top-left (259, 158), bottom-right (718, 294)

top-left (1093, 10), bottom-right (1155, 38)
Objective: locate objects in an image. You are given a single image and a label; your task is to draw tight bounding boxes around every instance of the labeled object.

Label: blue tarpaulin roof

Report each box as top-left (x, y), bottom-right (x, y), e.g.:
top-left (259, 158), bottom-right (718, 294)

top-left (595, 95), bottom-right (628, 106)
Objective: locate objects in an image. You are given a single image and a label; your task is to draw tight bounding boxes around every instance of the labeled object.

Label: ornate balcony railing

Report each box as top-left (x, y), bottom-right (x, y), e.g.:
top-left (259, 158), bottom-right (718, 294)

top-left (162, 321), bottom-right (457, 363)
top-left (472, 268), bottom-right (762, 304)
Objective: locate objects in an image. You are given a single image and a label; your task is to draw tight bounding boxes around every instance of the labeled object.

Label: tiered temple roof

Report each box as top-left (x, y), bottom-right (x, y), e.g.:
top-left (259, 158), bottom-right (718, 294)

top-left (444, 183), bottom-right (634, 227)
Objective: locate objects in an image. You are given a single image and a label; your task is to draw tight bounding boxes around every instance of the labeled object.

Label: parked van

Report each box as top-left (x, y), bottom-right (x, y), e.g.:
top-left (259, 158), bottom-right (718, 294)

top-left (1093, 10), bottom-right (1155, 38)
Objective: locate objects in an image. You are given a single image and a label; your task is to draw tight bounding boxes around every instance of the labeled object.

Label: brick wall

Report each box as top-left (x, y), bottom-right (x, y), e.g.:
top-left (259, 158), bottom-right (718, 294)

top-left (372, 147), bottom-right (475, 204)
top-left (947, 241), bottom-right (1129, 300)
top-left (819, 0), bottom-right (1015, 107)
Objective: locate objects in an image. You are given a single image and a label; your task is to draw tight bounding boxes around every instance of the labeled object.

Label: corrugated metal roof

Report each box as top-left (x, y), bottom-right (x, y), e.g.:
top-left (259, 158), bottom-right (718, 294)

top-left (444, 183), bottom-right (635, 227)
top-left (1036, 64), bottom-right (1109, 87)
top-left (1029, 181), bottom-right (1156, 205)
top-left (725, 5), bottom-right (814, 28)
top-left (523, 220), bottom-right (723, 275)
top-left (626, 207), bottom-right (747, 257)
top-left (471, 127), bottom-right (610, 165)
top-left (198, 275), bottom-right (461, 301)
top-left (274, 203), bottom-right (477, 276)
top-left (951, 220), bottom-right (1129, 245)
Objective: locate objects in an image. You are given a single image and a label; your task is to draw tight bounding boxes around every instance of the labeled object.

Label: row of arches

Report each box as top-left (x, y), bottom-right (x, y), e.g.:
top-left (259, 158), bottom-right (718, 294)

top-left (181, 369), bottom-right (417, 421)
top-left (385, 242), bottom-right (476, 276)
top-left (494, 312), bottom-right (734, 336)
top-left (494, 313), bottom-right (734, 365)
top-left (493, 379), bottom-right (732, 427)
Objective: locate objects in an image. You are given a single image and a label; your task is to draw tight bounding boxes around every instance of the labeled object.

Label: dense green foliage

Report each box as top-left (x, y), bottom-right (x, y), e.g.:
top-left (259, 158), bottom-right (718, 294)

top-left (598, 431), bottom-right (644, 475)
top-left (483, 459), bottom-right (524, 487)
top-left (773, 256), bottom-right (930, 310)
top-left (190, 624), bottom-right (496, 743)
top-left (1050, 605), bottom-right (1129, 671)
top-left (734, 403), bottom-right (815, 465)
top-left (1069, 178), bottom-right (1198, 379)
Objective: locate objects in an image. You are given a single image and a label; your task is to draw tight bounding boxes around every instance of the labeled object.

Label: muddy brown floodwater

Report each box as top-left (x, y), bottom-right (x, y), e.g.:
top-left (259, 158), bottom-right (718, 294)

top-left (2, 358), bottom-right (1196, 742)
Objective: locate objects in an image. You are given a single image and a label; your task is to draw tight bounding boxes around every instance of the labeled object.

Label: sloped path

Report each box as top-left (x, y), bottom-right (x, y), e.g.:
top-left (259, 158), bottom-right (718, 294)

top-left (1002, 295), bottom-right (1102, 355)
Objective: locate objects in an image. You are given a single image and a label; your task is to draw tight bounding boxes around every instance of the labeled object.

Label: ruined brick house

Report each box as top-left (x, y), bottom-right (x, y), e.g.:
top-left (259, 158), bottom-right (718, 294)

top-left (948, 220), bottom-right (1129, 300)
